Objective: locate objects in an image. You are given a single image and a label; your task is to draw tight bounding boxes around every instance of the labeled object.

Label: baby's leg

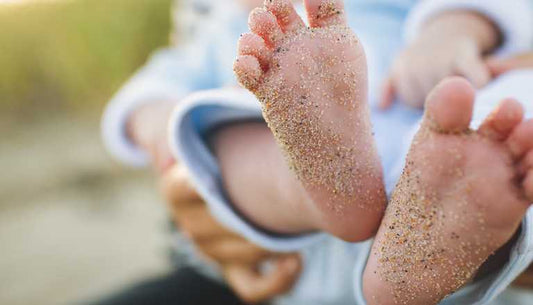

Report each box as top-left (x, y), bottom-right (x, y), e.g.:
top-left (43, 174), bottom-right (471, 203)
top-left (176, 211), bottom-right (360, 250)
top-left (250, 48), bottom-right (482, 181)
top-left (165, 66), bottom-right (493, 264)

top-left (363, 77), bottom-right (533, 305)
top-left (213, 122), bottom-right (318, 234)
top-left (234, 0), bottom-right (386, 241)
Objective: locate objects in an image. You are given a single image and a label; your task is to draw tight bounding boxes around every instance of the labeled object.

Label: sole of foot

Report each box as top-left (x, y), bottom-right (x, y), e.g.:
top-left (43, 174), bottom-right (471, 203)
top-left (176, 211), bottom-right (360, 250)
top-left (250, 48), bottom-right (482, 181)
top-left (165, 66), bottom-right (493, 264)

top-left (363, 77), bottom-right (533, 305)
top-left (234, 0), bottom-right (386, 241)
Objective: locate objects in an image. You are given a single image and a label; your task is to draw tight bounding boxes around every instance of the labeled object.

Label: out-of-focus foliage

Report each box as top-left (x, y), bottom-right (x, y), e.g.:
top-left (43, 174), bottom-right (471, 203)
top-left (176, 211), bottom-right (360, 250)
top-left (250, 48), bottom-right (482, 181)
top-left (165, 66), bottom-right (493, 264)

top-left (0, 0), bottom-right (172, 117)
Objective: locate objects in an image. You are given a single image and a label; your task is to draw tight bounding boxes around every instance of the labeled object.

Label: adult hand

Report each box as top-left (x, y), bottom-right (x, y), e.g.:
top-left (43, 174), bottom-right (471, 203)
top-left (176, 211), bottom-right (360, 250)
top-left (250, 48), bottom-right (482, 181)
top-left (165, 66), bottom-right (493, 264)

top-left (161, 165), bottom-right (302, 304)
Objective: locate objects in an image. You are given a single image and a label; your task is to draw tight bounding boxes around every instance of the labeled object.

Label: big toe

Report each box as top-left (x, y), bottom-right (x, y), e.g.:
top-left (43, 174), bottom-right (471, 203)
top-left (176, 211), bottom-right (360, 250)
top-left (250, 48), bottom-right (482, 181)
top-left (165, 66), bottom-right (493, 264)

top-left (424, 77), bottom-right (475, 133)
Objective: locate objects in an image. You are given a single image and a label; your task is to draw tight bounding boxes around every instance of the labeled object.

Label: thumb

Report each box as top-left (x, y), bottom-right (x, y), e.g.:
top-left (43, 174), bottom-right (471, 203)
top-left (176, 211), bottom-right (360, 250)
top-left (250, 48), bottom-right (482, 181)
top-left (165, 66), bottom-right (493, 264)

top-left (455, 49), bottom-right (491, 89)
top-left (379, 76), bottom-right (396, 110)
top-left (223, 255), bottom-right (302, 304)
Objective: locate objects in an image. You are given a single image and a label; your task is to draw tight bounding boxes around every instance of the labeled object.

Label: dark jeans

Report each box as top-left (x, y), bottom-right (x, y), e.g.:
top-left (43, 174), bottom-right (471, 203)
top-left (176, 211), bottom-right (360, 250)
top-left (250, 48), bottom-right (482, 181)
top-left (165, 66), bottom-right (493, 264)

top-left (86, 267), bottom-right (248, 305)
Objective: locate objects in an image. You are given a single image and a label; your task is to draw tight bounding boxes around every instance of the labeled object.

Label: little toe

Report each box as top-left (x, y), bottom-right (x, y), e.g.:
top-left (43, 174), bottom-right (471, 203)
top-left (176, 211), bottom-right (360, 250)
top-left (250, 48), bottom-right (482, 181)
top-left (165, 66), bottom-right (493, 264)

top-left (264, 0), bottom-right (305, 32)
top-left (304, 0), bottom-right (346, 28)
top-left (506, 119), bottom-right (533, 159)
top-left (424, 77), bottom-right (475, 133)
top-left (238, 33), bottom-right (272, 70)
top-left (234, 55), bottom-right (263, 91)
top-left (249, 7), bottom-right (284, 46)
top-left (478, 98), bottom-right (524, 141)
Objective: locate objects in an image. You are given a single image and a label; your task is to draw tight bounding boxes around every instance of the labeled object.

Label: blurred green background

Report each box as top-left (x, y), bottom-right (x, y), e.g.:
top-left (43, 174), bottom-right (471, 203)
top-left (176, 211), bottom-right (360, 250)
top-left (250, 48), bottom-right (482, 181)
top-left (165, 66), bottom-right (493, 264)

top-left (0, 0), bottom-right (172, 121)
top-left (0, 1), bottom-right (175, 305)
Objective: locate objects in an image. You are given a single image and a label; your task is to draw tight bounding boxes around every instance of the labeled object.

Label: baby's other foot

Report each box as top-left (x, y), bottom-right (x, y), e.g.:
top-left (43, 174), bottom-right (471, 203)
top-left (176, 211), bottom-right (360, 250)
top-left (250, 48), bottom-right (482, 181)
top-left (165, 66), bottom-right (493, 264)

top-left (364, 77), bottom-right (533, 305)
top-left (234, 0), bottom-right (386, 241)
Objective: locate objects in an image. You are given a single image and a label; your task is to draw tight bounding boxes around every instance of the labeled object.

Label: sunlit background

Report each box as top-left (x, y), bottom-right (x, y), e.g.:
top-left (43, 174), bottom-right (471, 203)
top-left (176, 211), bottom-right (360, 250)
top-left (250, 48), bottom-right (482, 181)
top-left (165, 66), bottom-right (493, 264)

top-left (0, 1), bottom-right (174, 304)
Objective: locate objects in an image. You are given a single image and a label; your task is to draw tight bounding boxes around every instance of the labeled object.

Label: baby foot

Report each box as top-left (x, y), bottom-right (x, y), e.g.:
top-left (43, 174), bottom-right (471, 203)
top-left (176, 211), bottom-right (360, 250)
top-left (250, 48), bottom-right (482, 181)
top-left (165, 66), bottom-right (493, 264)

top-left (363, 78), bottom-right (533, 305)
top-left (234, 0), bottom-right (386, 241)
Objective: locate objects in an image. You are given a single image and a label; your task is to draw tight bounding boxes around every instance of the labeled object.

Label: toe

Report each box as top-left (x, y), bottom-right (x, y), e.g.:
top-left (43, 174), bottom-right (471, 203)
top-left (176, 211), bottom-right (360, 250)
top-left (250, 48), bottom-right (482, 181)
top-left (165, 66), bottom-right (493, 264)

top-left (478, 98), bottom-right (524, 141)
top-left (304, 0), bottom-right (346, 28)
top-left (424, 77), bottom-right (475, 133)
top-left (522, 169), bottom-right (533, 202)
top-left (264, 0), bottom-right (305, 32)
top-left (506, 119), bottom-right (533, 158)
top-left (238, 33), bottom-right (272, 70)
top-left (249, 8), bottom-right (284, 46)
top-left (234, 55), bottom-right (263, 91)
top-left (517, 150), bottom-right (533, 177)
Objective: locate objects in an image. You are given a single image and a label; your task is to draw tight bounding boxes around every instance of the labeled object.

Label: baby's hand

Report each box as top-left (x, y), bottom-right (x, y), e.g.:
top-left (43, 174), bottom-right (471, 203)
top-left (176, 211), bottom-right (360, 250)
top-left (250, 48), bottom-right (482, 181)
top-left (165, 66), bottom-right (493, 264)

top-left (127, 100), bottom-right (177, 172)
top-left (381, 12), bottom-right (500, 109)
top-left (487, 52), bottom-right (533, 76)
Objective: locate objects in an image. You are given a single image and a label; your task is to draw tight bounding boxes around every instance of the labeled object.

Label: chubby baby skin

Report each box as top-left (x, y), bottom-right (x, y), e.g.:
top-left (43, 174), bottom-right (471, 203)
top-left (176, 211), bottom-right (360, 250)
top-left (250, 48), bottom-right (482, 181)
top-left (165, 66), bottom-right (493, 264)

top-left (233, 0), bottom-right (386, 241)
top-left (364, 78), bottom-right (533, 305)
top-left (381, 11), bottom-right (500, 109)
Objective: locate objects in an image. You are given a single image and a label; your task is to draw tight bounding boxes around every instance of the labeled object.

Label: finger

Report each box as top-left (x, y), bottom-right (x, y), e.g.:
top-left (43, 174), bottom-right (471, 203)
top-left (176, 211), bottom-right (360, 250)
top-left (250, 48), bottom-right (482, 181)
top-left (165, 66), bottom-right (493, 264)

top-left (417, 74), bottom-right (440, 106)
top-left (455, 51), bottom-right (491, 89)
top-left (379, 76), bottom-right (395, 110)
top-left (389, 58), bottom-right (425, 107)
top-left (396, 74), bottom-right (424, 107)
top-left (200, 238), bottom-right (273, 265)
top-left (486, 57), bottom-right (509, 77)
top-left (486, 54), bottom-right (533, 77)
top-left (417, 61), bottom-right (453, 103)
top-left (224, 255), bottom-right (302, 304)
top-left (173, 204), bottom-right (239, 242)
top-left (160, 165), bottom-right (202, 207)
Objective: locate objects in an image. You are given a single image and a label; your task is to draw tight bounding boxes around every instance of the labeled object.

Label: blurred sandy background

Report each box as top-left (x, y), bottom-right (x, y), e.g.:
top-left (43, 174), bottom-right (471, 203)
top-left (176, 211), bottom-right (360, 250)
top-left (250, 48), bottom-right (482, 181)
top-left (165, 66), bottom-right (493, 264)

top-left (0, 0), bottom-right (174, 304)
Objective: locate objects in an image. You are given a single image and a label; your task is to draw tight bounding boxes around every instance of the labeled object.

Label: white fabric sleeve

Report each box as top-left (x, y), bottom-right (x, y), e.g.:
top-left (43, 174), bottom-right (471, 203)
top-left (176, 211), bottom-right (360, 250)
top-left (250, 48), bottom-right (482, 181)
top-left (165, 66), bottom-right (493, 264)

top-left (405, 0), bottom-right (533, 56)
top-left (101, 41), bottom-right (214, 167)
top-left (354, 69), bottom-right (533, 304)
top-left (168, 87), bottom-right (327, 252)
